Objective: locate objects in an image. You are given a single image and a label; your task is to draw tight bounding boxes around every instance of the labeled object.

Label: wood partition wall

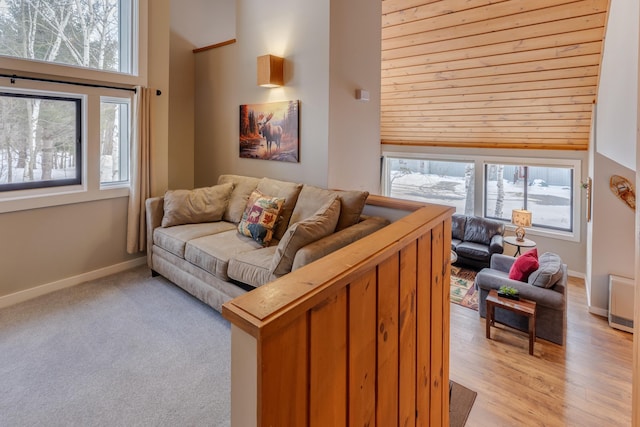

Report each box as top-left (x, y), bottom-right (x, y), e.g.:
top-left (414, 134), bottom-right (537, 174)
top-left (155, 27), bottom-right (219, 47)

top-left (223, 202), bottom-right (454, 426)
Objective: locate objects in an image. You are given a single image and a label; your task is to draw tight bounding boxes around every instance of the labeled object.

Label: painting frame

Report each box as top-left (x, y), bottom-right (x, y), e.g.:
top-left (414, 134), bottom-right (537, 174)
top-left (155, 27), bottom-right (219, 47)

top-left (239, 100), bottom-right (300, 163)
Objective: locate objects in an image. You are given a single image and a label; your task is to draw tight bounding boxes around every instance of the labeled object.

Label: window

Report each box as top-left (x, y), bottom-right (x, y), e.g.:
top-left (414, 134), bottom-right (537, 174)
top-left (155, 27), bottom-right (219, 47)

top-left (384, 156), bottom-right (475, 213)
top-left (383, 152), bottom-right (581, 241)
top-left (0, 0), bottom-right (141, 213)
top-left (0, 92), bottom-right (81, 191)
top-left (0, 0), bottom-right (134, 74)
top-left (485, 164), bottom-right (574, 232)
top-left (100, 98), bottom-right (130, 184)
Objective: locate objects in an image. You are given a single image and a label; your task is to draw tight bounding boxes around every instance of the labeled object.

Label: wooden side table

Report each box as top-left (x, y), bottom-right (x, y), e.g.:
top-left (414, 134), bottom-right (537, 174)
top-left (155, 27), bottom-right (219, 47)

top-left (486, 289), bottom-right (537, 355)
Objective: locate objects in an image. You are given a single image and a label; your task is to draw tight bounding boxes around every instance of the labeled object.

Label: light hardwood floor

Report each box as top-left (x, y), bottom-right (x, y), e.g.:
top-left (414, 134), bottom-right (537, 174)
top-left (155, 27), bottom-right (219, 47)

top-left (450, 276), bottom-right (633, 426)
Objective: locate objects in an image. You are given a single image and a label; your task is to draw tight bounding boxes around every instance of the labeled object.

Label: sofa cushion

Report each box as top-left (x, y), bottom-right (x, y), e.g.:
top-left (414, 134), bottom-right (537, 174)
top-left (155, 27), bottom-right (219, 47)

top-left (289, 185), bottom-right (339, 225)
top-left (451, 214), bottom-right (467, 241)
top-left (463, 216), bottom-right (503, 245)
top-left (218, 175), bottom-right (261, 223)
top-left (270, 198), bottom-right (342, 276)
top-left (185, 230), bottom-right (263, 280)
top-left (153, 222), bottom-right (237, 258)
top-left (455, 241), bottom-right (490, 261)
top-left (528, 252), bottom-right (564, 288)
top-left (256, 178), bottom-right (303, 241)
top-left (161, 182), bottom-right (234, 227)
top-left (335, 190), bottom-right (369, 231)
top-left (237, 190), bottom-right (285, 246)
top-left (228, 247), bottom-right (278, 288)
top-left (508, 248), bottom-right (539, 282)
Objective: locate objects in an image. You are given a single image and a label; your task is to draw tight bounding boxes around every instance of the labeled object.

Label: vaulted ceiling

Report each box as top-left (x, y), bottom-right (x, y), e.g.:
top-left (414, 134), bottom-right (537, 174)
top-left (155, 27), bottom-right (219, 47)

top-left (380, 0), bottom-right (609, 150)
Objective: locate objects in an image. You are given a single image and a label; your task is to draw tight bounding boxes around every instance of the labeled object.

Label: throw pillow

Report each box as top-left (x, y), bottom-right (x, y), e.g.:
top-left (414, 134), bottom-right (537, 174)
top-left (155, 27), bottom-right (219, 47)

top-left (508, 248), bottom-right (539, 281)
top-left (161, 182), bottom-right (234, 227)
top-left (270, 198), bottom-right (342, 276)
top-left (237, 190), bottom-right (285, 246)
top-left (528, 252), bottom-right (564, 288)
top-left (335, 190), bottom-right (369, 231)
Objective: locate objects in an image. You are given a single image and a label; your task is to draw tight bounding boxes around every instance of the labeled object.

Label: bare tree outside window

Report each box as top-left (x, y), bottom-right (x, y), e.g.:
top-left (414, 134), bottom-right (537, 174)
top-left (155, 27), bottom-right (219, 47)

top-left (0, 0), bottom-right (131, 191)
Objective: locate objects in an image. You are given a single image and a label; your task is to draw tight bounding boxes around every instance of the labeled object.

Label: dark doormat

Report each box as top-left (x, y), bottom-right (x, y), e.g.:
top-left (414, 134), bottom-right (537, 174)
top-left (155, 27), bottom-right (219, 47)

top-left (450, 380), bottom-right (477, 427)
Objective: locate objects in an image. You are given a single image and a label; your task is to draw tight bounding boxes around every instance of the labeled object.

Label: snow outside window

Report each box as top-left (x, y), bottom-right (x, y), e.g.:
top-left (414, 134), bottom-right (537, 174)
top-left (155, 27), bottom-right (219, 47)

top-left (484, 164), bottom-right (573, 232)
top-left (0, 92), bottom-right (81, 192)
top-left (386, 157), bottom-right (475, 214)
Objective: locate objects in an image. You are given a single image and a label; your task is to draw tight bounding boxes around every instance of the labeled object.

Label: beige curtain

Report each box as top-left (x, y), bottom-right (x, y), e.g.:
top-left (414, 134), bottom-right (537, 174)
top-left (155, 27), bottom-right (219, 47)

top-left (126, 86), bottom-right (153, 254)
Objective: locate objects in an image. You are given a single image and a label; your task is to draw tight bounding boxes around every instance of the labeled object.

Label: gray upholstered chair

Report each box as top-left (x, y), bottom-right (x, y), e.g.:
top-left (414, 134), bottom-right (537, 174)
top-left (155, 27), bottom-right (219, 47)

top-left (475, 253), bottom-right (567, 345)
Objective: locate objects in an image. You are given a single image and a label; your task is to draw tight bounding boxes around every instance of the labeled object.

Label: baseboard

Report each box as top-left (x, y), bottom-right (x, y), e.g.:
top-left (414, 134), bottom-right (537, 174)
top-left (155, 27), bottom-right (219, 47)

top-left (588, 305), bottom-right (608, 318)
top-left (568, 269), bottom-right (585, 279)
top-left (0, 257), bottom-right (147, 309)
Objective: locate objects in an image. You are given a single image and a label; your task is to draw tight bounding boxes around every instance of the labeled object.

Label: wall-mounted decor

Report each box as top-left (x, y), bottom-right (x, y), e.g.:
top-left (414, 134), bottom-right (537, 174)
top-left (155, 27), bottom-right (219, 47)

top-left (239, 100), bottom-right (299, 163)
top-left (610, 175), bottom-right (635, 211)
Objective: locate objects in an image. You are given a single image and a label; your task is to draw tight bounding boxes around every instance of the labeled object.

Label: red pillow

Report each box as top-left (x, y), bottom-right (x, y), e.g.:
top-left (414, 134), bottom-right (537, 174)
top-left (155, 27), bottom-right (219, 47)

top-left (508, 248), bottom-right (539, 281)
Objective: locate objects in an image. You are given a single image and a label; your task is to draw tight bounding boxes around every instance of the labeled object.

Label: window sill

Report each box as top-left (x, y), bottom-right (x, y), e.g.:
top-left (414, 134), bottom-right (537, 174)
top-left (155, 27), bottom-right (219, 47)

top-left (504, 224), bottom-right (579, 243)
top-left (0, 186), bottom-right (130, 214)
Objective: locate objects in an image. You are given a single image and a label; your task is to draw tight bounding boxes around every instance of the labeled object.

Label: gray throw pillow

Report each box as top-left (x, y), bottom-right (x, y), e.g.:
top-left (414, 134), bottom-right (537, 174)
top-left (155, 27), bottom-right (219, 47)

top-left (528, 252), bottom-right (563, 288)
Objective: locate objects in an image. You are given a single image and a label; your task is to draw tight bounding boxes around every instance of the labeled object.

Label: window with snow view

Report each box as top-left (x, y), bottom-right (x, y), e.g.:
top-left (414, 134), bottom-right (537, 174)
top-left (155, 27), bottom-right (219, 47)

top-left (386, 157), bottom-right (475, 214)
top-left (0, 92), bottom-right (81, 191)
top-left (100, 99), bottom-right (130, 184)
top-left (0, 0), bottom-right (134, 74)
top-left (484, 164), bottom-right (573, 232)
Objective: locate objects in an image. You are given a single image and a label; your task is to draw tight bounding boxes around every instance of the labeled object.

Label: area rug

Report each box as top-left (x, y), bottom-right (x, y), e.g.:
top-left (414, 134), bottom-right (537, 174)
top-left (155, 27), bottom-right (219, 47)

top-left (450, 266), bottom-right (478, 311)
top-left (450, 380), bottom-right (477, 427)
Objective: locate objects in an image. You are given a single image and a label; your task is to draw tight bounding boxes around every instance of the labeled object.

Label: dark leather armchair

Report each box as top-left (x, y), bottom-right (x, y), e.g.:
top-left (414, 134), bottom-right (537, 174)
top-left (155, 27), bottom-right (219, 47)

top-left (451, 214), bottom-right (504, 269)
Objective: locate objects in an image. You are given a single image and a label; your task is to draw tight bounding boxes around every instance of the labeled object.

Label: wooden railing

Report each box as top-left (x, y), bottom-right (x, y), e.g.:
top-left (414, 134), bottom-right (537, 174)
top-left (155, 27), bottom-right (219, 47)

top-left (222, 202), bottom-right (454, 426)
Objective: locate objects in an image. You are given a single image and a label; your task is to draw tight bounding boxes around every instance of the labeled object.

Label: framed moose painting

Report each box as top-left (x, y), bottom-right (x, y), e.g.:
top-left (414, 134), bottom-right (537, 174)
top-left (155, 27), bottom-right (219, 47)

top-left (239, 100), bottom-right (300, 163)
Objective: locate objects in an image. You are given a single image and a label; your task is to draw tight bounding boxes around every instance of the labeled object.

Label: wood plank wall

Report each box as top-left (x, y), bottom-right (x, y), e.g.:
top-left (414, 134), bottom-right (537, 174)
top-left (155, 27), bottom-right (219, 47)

top-left (223, 204), bottom-right (454, 426)
top-left (381, 0), bottom-right (610, 150)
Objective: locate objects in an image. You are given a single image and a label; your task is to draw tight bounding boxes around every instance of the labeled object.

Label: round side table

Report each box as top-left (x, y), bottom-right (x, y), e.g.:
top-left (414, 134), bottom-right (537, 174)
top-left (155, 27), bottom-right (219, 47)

top-left (503, 235), bottom-right (536, 256)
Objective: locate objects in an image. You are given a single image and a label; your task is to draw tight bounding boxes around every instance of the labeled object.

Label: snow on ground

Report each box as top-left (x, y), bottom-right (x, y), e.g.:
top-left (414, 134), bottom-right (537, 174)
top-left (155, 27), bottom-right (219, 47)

top-left (390, 171), bottom-right (572, 230)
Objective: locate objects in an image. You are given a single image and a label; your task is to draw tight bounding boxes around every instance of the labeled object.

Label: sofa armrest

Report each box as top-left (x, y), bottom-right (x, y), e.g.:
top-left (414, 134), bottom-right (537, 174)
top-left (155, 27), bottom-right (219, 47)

top-left (489, 234), bottom-right (504, 254)
top-left (489, 253), bottom-right (516, 273)
top-left (291, 216), bottom-right (390, 271)
top-left (145, 196), bottom-right (164, 268)
top-left (475, 268), bottom-right (565, 310)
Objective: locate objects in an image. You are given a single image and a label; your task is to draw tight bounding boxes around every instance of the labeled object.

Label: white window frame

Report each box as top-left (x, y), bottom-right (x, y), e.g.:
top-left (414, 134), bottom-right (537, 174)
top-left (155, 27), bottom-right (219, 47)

top-left (0, 0), bottom-right (147, 87)
top-left (0, 0), bottom-right (146, 213)
top-left (0, 82), bottom-right (133, 214)
top-left (382, 151), bottom-right (582, 242)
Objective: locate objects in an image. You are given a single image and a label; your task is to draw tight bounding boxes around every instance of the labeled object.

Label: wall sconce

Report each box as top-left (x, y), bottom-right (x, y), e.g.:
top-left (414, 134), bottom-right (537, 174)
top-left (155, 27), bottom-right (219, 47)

top-left (257, 54), bottom-right (284, 87)
top-left (511, 209), bottom-right (532, 242)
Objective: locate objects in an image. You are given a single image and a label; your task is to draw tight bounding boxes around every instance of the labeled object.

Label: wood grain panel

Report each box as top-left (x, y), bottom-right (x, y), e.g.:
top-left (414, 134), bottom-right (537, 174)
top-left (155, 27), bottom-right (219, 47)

top-left (348, 270), bottom-right (377, 427)
top-left (380, 0), bottom-right (609, 150)
top-left (382, 15), bottom-right (606, 60)
top-left (259, 315), bottom-right (308, 426)
top-left (223, 204), bottom-right (454, 426)
top-left (429, 222), bottom-right (446, 426)
top-left (377, 254), bottom-right (400, 426)
top-left (310, 288), bottom-right (348, 427)
top-left (416, 233), bottom-right (432, 426)
top-left (399, 242), bottom-right (418, 427)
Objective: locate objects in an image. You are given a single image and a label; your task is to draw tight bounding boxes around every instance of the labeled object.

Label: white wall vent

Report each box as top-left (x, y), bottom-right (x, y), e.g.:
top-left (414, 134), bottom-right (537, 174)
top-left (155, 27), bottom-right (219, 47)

top-left (608, 275), bottom-right (635, 333)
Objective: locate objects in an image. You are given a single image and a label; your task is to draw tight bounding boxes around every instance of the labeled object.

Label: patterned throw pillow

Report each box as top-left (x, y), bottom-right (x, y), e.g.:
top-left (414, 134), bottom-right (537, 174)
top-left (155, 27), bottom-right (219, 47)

top-left (237, 190), bottom-right (285, 246)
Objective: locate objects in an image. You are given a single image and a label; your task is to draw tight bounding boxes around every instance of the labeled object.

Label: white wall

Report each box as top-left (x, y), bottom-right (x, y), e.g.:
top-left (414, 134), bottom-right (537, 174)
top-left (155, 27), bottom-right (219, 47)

top-left (170, 0), bottom-right (235, 49)
top-left (595, 0), bottom-right (639, 172)
top-left (587, 0), bottom-right (639, 313)
top-left (193, 0), bottom-right (382, 190)
top-left (327, 0), bottom-right (382, 193)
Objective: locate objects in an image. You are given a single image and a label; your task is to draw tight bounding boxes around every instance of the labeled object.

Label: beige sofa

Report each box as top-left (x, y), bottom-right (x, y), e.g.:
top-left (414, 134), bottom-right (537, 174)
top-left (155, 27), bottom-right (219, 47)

top-left (145, 174), bottom-right (390, 312)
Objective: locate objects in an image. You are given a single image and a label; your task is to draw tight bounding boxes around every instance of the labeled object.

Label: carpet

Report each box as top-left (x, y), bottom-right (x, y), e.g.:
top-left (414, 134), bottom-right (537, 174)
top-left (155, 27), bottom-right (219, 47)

top-left (450, 380), bottom-right (477, 427)
top-left (0, 266), bottom-right (231, 427)
top-left (450, 266), bottom-right (478, 311)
